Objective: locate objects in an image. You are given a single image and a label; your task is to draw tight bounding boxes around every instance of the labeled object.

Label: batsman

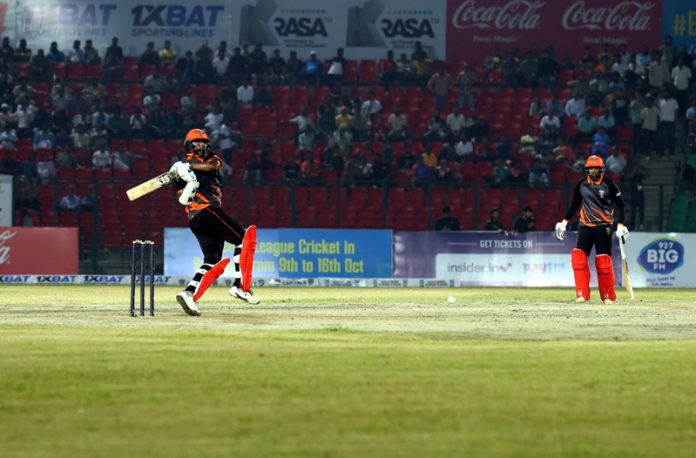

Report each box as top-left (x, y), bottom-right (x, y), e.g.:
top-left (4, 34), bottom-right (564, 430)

top-left (170, 129), bottom-right (260, 316)
top-left (555, 155), bottom-right (629, 303)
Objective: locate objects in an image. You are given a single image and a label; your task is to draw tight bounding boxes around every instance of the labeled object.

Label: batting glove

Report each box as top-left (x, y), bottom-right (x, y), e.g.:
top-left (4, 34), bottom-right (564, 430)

top-left (554, 220), bottom-right (567, 241)
top-left (615, 224), bottom-right (629, 241)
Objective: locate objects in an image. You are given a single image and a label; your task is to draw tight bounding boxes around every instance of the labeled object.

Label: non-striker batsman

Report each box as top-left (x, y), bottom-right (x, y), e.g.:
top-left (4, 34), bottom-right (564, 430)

top-left (169, 128), bottom-right (260, 316)
top-left (555, 155), bottom-right (629, 303)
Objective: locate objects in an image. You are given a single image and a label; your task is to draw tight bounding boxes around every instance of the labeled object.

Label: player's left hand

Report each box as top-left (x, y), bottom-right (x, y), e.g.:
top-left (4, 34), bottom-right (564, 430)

top-left (615, 224), bottom-right (629, 241)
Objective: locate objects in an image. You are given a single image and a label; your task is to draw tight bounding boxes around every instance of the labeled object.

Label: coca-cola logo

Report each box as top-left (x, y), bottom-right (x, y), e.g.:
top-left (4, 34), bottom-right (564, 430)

top-left (562, 1), bottom-right (654, 31)
top-left (0, 229), bottom-right (16, 264)
top-left (451, 0), bottom-right (544, 30)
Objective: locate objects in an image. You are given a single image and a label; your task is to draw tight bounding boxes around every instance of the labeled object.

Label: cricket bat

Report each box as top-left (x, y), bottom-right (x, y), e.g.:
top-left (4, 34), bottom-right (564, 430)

top-left (618, 236), bottom-right (635, 300)
top-left (126, 172), bottom-right (175, 201)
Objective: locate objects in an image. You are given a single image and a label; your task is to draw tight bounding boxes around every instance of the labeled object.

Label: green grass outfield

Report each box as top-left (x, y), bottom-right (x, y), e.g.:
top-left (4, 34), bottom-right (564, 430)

top-left (2, 286), bottom-right (696, 457)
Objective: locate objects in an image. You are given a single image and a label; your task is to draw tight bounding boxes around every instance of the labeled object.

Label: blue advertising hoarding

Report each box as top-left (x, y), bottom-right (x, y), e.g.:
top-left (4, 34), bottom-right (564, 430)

top-left (663, 0), bottom-right (696, 48)
top-left (165, 228), bottom-right (393, 278)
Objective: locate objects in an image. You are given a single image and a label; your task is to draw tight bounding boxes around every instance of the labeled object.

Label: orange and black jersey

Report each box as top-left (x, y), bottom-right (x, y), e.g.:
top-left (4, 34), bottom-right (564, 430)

top-left (564, 176), bottom-right (625, 227)
top-left (178, 151), bottom-right (223, 220)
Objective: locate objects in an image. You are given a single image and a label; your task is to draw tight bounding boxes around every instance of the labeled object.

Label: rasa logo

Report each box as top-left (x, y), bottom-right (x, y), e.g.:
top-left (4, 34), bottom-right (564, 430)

top-left (131, 5), bottom-right (224, 27)
top-left (0, 229), bottom-right (16, 264)
top-left (382, 18), bottom-right (435, 38)
top-left (274, 17), bottom-right (327, 37)
top-left (637, 239), bottom-right (684, 274)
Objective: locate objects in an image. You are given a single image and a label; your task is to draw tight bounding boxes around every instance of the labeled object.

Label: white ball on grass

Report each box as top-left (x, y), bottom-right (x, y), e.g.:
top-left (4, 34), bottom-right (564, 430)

top-left (447, 296), bottom-right (456, 303)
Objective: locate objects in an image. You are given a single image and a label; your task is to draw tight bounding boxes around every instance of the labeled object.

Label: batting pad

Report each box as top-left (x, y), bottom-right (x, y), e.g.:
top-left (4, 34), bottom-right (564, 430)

top-left (193, 258), bottom-right (231, 302)
top-left (240, 225), bottom-right (257, 292)
top-left (595, 254), bottom-right (616, 302)
top-left (571, 249), bottom-right (591, 300)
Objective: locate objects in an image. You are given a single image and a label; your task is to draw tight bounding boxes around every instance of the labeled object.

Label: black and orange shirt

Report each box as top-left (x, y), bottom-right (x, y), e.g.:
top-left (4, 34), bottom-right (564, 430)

top-left (564, 176), bottom-right (625, 227)
top-left (178, 152), bottom-right (223, 220)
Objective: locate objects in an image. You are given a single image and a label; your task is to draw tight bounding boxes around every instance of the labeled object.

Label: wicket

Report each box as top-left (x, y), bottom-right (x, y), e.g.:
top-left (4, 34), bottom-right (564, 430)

top-left (130, 240), bottom-right (155, 317)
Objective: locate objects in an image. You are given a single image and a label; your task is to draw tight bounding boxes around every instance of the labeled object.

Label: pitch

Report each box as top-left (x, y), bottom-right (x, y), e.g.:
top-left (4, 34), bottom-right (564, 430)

top-left (2, 286), bottom-right (696, 457)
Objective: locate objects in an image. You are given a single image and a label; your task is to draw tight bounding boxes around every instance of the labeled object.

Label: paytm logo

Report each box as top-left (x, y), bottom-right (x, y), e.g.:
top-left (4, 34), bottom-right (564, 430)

top-left (131, 5), bottom-right (224, 27)
top-left (637, 239), bottom-right (684, 274)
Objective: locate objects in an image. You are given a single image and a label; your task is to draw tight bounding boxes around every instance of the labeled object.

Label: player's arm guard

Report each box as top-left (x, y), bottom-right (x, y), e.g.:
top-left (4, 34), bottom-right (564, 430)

top-left (178, 179), bottom-right (199, 206)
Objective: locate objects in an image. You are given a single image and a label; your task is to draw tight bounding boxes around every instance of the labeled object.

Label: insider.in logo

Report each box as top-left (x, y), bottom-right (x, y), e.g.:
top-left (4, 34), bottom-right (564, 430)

top-left (347, 0), bottom-right (386, 47)
top-left (240, 0), bottom-right (279, 46)
top-left (637, 239), bottom-right (685, 275)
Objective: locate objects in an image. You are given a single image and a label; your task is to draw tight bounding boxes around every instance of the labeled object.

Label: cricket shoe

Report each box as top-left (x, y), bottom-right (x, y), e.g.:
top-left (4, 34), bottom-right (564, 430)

top-left (602, 299), bottom-right (614, 304)
top-left (229, 286), bottom-right (260, 305)
top-left (176, 290), bottom-right (201, 316)
top-left (576, 296), bottom-right (586, 303)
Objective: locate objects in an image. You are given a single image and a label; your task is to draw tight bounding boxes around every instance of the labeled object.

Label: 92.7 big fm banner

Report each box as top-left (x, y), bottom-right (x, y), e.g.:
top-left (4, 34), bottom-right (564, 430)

top-left (165, 228), bottom-right (393, 279)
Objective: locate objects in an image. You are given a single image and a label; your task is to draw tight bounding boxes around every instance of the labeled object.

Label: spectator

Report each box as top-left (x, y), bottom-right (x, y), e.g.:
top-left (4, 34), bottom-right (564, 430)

top-left (0, 125), bottom-right (18, 148)
top-left (162, 73), bottom-right (178, 94)
top-left (540, 111), bottom-right (561, 138)
top-left (446, 106), bottom-right (466, 140)
top-left (576, 109), bottom-right (597, 142)
top-left (248, 43), bottom-right (268, 77)
top-left (396, 53), bottom-right (415, 84)
top-left (14, 39), bottom-right (31, 63)
top-left (267, 49), bottom-right (287, 84)
top-left (105, 37), bottom-right (123, 61)
top-left (379, 50), bottom-right (398, 88)
top-left (144, 68), bottom-right (165, 94)
top-left (491, 159), bottom-right (510, 186)
top-left (193, 52), bottom-right (216, 83)
top-left (282, 157), bottom-right (301, 183)
top-left (361, 90), bottom-right (383, 128)
top-left (592, 126), bottom-right (612, 158)
top-left (605, 149), bottom-right (626, 174)
top-left (175, 50), bottom-right (195, 83)
top-left (112, 145), bottom-right (133, 171)
top-left (435, 206), bottom-right (460, 231)
top-left (411, 41), bottom-right (432, 86)
top-left (648, 52), bottom-right (669, 89)
top-left (82, 80), bottom-right (105, 106)
top-left (326, 48), bottom-right (346, 85)
top-left (529, 96), bottom-right (543, 117)
top-left (424, 110), bottom-right (446, 141)
top-left (611, 89), bottom-right (631, 126)
top-left (528, 160), bottom-right (549, 188)
top-left (335, 106), bottom-right (353, 131)
top-left (485, 207), bottom-right (505, 231)
top-left (454, 134), bottom-right (474, 161)
top-left (387, 107), bottom-right (408, 140)
top-left (142, 86), bottom-right (161, 113)
top-left (159, 40), bottom-right (177, 66)
top-left (598, 109), bottom-right (616, 137)
top-left (33, 124), bottom-right (55, 148)
top-left (513, 206), bottom-right (536, 232)
top-left (129, 108), bottom-right (147, 138)
top-left (427, 66), bottom-right (453, 111)
top-left (29, 49), bottom-right (50, 81)
top-left (37, 153), bottom-right (56, 183)
top-left (101, 47), bottom-right (123, 82)
top-left (66, 40), bottom-right (84, 64)
top-left (672, 59), bottom-right (692, 115)
top-left (304, 51), bottom-right (323, 85)
top-left (83, 40), bottom-right (100, 64)
top-left (300, 151), bottom-right (321, 183)
top-left (139, 42), bottom-right (160, 68)
top-left (298, 125), bottom-right (315, 156)
top-left (658, 92), bottom-right (679, 155)
top-left (290, 107), bottom-right (315, 133)
top-left (92, 146), bottom-right (112, 169)
top-left (46, 41), bottom-right (65, 63)
top-left (180, 86), bottom-right (197, 114)
top-left (545, 94), bottom-right (564, 119)
top-left (285, 50), bottom-right (304, 87)
top-left (59, 187), bottom-right (80, 212)
top-left (212, 48), bottom-right (230, 80)
top-left (237, 80), bottom-right (254, 104)
top-left (55, 147), bottom-right (75, 169)
top-left (70, 124), bottom-right (90, 148)
top-left (565, 95), bottom-right (585, 119)
top-left (89, 121), bottom-right (109, 148)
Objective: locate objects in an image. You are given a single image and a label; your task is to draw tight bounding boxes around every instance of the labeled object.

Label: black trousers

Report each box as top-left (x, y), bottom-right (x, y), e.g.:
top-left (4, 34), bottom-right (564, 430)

top-left (577, 224), bottom-right (613, 257)
top-left (188, 205), bottom-right (245, 264)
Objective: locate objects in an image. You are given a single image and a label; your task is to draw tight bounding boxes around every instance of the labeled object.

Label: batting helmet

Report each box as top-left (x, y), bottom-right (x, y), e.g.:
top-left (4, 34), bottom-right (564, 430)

top-left (584, 155), bottom-right (604, 168)
top-left (184, 128), bottom-right (209, 153)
